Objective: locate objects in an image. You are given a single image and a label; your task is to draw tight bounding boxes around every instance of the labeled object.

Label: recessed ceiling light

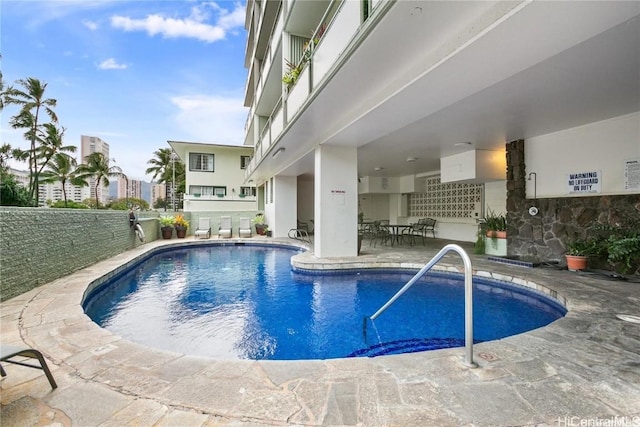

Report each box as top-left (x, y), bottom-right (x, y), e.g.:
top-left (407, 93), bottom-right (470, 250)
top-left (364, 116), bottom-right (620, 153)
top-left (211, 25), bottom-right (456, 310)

top-left (454, 141), bottom-right (472, 146)
top-left (374, 167), bottom-right (384, 171)
top-left (410, 6), bottom-right (422, 16)
top-left (406, 157), bottom-right (418, 162)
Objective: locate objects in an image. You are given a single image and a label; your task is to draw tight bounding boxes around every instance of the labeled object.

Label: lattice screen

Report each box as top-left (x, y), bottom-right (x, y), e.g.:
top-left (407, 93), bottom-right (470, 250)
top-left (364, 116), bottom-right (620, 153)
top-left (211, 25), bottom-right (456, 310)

top-left (409, 176), bottom-right (483, 218)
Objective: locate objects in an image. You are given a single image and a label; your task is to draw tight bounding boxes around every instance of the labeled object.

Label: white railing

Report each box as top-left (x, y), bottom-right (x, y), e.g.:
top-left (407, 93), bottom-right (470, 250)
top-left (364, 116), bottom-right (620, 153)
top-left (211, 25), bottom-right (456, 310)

top-left (370, 244), bottom-right (478, 368)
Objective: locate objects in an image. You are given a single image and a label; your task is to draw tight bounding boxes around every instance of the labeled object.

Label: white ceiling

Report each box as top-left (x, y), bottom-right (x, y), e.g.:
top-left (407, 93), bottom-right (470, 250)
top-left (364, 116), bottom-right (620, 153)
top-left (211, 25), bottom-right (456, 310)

top-left (255, 1), bottom-right (640, 183)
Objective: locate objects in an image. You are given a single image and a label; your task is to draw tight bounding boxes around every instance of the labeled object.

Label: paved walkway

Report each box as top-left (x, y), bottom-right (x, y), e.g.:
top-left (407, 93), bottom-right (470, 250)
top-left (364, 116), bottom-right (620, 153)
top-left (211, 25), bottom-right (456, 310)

top-left (1, 237), bottom-right (639, 426)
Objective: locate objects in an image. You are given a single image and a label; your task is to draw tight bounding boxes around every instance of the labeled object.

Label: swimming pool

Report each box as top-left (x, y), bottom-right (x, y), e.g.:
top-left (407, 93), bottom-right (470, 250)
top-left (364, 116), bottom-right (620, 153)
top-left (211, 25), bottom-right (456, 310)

top-left (83, 244), bottom-right (566, 360)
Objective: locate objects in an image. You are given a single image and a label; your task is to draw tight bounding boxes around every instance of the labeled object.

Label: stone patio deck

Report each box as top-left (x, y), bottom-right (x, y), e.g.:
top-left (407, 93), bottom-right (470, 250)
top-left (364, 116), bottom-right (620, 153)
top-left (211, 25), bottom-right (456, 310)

top-left (1, 237), bottom-right (639, 426)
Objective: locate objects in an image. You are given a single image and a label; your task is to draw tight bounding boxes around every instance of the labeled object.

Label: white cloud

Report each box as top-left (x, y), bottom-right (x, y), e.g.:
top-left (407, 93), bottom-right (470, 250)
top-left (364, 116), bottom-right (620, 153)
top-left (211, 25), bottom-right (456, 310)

top-left (98, 58), bottom-right (127, 70)
top-left (82, 19), bottom-right (98, 30)
top-left (171, 94), bottom-right (247, 145)
top-left (110, 2), bottom-right (245, 43)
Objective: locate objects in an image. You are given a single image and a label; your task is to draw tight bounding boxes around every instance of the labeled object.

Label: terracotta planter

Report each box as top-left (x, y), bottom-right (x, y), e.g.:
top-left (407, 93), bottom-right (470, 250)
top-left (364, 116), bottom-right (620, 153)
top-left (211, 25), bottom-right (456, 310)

top-left (161, 226), bottom-right (173, 239)
top-left (566, 255), bottom-right (588, 271)
top-left (255, 224), bottom-right (267, 235)
top-left (175, 226), bottom-right (187, 238)
top-left (486, 230), bottom-right (507, 239)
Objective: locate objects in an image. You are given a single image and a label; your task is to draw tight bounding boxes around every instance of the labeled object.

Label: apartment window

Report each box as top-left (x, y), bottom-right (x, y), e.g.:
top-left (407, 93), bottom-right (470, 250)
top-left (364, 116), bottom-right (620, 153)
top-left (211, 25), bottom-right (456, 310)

top-left (240, 155), bottom-right (251, 169)
top-left (189, 185), bottom-right (227, 196)
top-left (189, 153), bottom-right (214, 172)
top-left (240, 186), bottom-right (256, 196)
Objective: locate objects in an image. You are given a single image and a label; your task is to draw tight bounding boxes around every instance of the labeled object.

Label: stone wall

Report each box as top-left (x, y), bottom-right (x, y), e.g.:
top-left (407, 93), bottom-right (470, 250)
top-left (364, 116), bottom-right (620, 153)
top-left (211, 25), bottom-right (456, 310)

top-left (506, 140), bottom-right (640, 263)
top-left (0, 208), bottom-right (160, 301)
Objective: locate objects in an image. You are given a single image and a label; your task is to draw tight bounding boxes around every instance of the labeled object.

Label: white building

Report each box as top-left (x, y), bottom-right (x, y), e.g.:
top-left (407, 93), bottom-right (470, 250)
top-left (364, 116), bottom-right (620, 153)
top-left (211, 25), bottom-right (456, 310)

top-left (10, 168), bottom-right (90, 206)
top-left (241, 0), bottom-right (640, 258)
top-left (168, 141), bottom-right (256, 213)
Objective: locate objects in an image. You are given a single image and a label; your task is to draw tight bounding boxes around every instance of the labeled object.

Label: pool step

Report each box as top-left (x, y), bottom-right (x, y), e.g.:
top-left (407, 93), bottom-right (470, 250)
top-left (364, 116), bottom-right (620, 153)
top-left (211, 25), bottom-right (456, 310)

top-left (348, 337), bottom-right (480, 358)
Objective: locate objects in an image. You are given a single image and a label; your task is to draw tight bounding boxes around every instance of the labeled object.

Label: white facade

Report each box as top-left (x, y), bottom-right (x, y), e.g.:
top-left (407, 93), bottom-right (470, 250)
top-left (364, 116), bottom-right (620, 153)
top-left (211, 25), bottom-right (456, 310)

top-left (8, 168), bottom-right (90, 206)
top-left (241, 0), bottom-right (639, 257)
top-left (168, 141), bottom-right (257, 213)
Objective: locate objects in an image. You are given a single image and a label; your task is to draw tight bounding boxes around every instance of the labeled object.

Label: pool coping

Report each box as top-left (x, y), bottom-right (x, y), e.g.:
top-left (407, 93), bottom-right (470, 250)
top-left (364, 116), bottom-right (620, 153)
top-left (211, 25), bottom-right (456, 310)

top-left (3, 237), bottom-right (639, 426)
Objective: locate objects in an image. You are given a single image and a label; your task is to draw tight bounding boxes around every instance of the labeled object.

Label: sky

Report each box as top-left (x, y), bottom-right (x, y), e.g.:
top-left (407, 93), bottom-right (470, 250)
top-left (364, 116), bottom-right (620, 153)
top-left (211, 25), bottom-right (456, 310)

top-left (1, 0), bottom-right (248, 181)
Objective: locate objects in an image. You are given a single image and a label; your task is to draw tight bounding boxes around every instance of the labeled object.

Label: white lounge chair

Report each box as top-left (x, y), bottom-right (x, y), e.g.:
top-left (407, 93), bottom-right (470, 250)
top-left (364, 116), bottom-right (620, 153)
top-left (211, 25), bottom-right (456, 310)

top-left (238, 217), bottom-right (252, 238)
top-left (218, 216), bottom-right (232, 238)
top-left (194, 217), bottom-right (211, 239)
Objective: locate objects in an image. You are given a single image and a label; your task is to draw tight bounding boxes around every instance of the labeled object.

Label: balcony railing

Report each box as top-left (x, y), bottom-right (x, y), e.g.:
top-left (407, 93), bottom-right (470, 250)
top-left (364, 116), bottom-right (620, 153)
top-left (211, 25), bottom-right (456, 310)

top-left (245, 0), bottom-right (384, 182)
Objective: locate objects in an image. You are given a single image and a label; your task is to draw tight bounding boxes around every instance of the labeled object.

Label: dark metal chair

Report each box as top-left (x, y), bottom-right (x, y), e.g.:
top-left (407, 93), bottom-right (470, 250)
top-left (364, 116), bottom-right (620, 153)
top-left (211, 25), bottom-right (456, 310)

top-left (1, 344), bottom-right (57, 389)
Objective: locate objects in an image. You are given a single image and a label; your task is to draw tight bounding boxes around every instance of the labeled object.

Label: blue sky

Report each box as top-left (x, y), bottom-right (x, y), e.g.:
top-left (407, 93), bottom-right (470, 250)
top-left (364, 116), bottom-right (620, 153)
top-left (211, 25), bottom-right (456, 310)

top-left (1, 0), bottom-right (248, 181)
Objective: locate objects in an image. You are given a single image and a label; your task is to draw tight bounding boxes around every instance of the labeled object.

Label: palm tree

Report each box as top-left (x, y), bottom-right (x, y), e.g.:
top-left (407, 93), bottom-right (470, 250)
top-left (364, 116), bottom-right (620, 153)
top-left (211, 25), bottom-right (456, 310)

top-left (35, 123), bottom-right (76, 179)
top-left (40, 153), bottom-right (87, 208)
top-left (146, 148), bottom-right (185, 207)
top-left (76, 152), bottom-right (123, 209)
top-left (3, 77), bottom-right (58, 205)
top-left (145, 148), bottom-right (173, 183)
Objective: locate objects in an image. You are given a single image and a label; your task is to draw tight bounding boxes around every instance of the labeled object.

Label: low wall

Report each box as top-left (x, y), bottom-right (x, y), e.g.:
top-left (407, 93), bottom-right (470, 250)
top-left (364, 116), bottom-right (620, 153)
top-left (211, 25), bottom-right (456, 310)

top-left (0, 208), bottom-right (160, 301)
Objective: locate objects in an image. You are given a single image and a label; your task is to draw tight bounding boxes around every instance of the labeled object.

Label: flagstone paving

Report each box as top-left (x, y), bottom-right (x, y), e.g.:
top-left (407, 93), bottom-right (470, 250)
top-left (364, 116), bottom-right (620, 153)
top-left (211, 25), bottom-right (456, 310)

top-left (1, 237), bottom-right (639, 426)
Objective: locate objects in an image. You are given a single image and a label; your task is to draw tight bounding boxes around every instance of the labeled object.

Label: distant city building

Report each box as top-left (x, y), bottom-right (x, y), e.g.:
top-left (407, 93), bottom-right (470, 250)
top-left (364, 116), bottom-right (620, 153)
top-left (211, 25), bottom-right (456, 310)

top-left (117, 176), bottom-right (142, 200)
top-left (9, 168), bottom-right (90, 206)
top-left (151, 183), bottom-right (166, 207)
top-left (80, 135), bottom-right (110, 206)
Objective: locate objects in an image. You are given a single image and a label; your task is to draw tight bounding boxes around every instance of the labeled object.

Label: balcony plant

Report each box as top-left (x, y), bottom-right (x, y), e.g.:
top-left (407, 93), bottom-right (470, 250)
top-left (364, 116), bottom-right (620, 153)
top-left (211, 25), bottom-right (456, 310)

top-left (282, 59), bottom-right (302, 89)
top-left (174, 214), bottom-right (190, 238)
top-left (159, 215), bottom-right (175, 239)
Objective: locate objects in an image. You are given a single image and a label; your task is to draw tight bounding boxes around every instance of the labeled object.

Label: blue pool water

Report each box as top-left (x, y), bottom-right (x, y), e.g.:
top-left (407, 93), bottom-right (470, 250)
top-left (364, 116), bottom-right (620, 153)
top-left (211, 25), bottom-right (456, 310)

top-left (83, 244), bottom-right (566, 360)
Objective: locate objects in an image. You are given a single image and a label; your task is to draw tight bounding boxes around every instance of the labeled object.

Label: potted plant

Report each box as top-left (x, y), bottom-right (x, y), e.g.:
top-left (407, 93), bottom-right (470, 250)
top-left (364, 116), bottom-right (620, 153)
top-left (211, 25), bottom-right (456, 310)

top-left (484, 208), bottom-right (507, 239)
top-left (265, 227), bottom-right (272, 237)
top-left (252, 213), bottom-right (268, 235)
top-left (565, 238), bottom-right (596, 271)
top-left (174, 214), bottom-right (190, 238)
top-left (159, 215), bottom-right (175, 239)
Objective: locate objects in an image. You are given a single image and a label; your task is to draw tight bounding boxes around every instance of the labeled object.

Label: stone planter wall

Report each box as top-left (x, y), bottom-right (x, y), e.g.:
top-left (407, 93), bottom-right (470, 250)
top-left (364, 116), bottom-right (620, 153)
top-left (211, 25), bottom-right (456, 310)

top-left (505, 139), bottom-right (640, 263)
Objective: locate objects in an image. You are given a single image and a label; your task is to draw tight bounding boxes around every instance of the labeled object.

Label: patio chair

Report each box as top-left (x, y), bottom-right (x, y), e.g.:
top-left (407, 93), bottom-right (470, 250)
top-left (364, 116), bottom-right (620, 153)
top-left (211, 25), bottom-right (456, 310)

top-left (402, 219), bottom-right (427, 246)
top-left (194, 217), bottom-right (211, 239)
top-left (238, 217), bottom-right (252, 238)
top-left (0, 344), bottom-right (57, 389)
top-left (424, 218), bottom-right (436, 238)
top-left (370, 221), bottom-right (391, 247)
top-left (218, 216), bottom-right (232, 238)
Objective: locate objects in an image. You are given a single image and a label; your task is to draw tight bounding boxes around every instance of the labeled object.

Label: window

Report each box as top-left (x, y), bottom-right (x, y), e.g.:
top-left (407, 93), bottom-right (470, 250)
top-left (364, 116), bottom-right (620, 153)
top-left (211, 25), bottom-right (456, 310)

top-left (189, 185), bottom-right (227, 196)
top-left (240, 155), bottom-right (251, 169)
top-left (240, 186), bottom-right (256, 196)
top-left (189, 153), bottom-right (214, 172)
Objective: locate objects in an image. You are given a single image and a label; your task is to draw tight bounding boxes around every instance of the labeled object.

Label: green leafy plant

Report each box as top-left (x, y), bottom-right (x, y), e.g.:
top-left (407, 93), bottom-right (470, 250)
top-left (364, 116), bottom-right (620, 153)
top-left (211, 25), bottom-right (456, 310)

top-left (159, 215), bottom-right (175, 227)
top-left (282, 59), bottom-right (302, 88)
top-left (251, 213), bottom-right (266, 225)
top-left (565, 238), bottom-right (597, 256)
top-left (483, 208), bottom-right (507, 233)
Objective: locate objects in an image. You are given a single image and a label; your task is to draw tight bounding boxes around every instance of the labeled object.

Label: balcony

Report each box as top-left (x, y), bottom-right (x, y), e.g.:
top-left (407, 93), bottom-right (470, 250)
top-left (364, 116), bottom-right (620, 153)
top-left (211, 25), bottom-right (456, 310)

top-left (245, 0), bottom-right (373, 181)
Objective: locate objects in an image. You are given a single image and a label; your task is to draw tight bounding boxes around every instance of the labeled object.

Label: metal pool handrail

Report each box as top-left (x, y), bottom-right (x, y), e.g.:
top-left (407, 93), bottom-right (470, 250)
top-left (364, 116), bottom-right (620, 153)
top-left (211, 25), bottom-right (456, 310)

top-left (370, 244), bottom-right (477, 368)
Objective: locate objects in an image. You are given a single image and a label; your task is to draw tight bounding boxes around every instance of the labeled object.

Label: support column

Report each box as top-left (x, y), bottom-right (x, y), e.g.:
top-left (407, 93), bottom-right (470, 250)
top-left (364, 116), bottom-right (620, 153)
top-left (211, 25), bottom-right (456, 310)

top-left (266, 175), bottom-right (297, 238)
top-left (314, 145), bottom-right (358, 258)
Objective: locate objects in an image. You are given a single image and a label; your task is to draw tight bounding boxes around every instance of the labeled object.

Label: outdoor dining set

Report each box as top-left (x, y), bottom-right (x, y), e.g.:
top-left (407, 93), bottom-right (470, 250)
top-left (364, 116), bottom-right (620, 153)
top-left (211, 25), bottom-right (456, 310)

top-left (360, 218), bottom-right (436, 247)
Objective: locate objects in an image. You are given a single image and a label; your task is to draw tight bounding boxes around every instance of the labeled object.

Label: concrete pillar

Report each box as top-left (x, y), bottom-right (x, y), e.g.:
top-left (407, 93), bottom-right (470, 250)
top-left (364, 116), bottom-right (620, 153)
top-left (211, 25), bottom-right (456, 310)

top-left (314, 145), bottom-right (358, 258)
top-left (266, 175), bottom-right (297, 237)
